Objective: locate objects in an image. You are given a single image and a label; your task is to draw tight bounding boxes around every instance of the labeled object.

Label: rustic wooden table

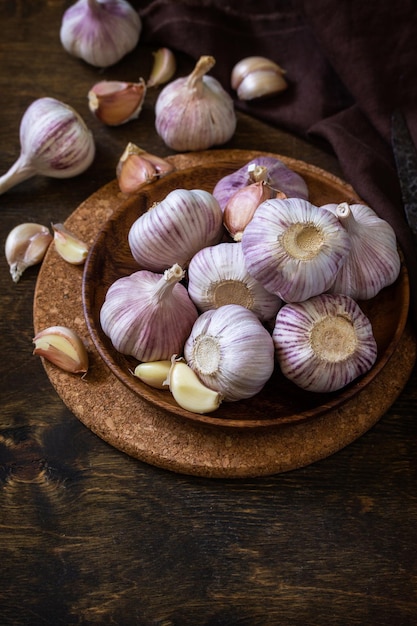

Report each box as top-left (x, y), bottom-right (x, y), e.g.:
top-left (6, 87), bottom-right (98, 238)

top-left (1, 3), bottom-right (417, 625)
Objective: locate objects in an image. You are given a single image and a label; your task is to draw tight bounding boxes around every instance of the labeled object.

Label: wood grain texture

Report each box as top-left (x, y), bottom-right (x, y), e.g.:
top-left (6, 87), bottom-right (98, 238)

top-left (1, 2), bottom-right (417, 625)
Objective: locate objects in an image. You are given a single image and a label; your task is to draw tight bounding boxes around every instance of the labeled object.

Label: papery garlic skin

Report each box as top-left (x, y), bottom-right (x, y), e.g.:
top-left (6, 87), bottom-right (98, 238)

top-left (100, 264), bottom-right (198, 362)
top-left (128, 188), bottom-right (224, 272)
top-left (323, 202), bottom-right (401, 300)
top-left (241, 197), bottom-right (351, 303)
top-left (33, 325), bottom-right (89, 374)
top-left (52, 223), bottom-right (89, 265)
top-left (155, 55), bottom-right (236, 151)
top-left (0, 98), bottom-right (95, 195)
top-left (187, 242), bottom-right (282, 322)
top-left (165, 357), bottom-right (222, 414)
top-left (60, 0), bottom-right (142, 68)
top-left (116, 142), bottom-right (175, 194)
top-left (231, 56), bottom-right (288, 100)
top-left (5, 223), bottom-right (52, 282)
top-left (148, 48), bottom-right (177, 88)
top-left (88, 79), bottom-right (146, 126)
top-left (273, 294), bottom-right (377, 393)
top-left (184, 304), bottom-right (275, 402)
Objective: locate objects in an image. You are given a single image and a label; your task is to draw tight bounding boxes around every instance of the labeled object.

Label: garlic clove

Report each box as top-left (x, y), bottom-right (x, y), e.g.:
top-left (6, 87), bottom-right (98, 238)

top-left (88, 79), bottom-right (146, 126)
top-left (223, 180), bottom-right (273, 241)
top-left (133, 360), bottom-right (172, 389)
top-left (231, 56), bottom-right (288, 100)
top-left (5, 222), bottom-right (52, 282)
top-left (116, 142), bottom-right (175, 194)
top-left (165, 358), bottom-right (222, 414)
top-left (33, 325), bottom-right (89, 374)
top-left (148, 47), bottom-right (177, 88)
top-left (52, 223), bottom-right (89, 265)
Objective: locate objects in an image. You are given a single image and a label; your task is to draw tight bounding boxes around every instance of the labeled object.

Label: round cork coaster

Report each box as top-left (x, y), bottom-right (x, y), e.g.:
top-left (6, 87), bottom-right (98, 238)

top-left (33, 150), bottom-right (416, 478)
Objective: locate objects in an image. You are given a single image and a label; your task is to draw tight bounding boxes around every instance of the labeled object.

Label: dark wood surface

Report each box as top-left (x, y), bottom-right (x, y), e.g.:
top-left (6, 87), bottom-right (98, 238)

top-left (1, 3), bottom-right (417, 625)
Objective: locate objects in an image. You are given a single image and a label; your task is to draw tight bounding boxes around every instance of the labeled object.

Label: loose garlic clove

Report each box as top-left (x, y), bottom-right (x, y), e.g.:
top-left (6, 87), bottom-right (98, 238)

top-left (165, 358), bottom-right (222, 414)
top-left (88, 79), bottom-right (146, 126)
top-left (5, 222), bottom-right (52, 282)
top-left (133, 360), bottom-right (172, 389)
top-left (116, 142), bottom-right (175, 194)
top-left (52, 223), bottom-right (89, 265)
top-left (33, 325), bottom-right (89, 374)
top-left (231, 56), bottom-right (288, 100)
top-left (148, 48), bottom-right (177, 88)
top-left (223, 180), bottom-right (273, 241)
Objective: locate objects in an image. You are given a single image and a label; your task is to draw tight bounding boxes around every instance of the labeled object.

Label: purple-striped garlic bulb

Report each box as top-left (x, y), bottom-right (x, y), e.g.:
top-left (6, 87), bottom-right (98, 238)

top-left (100, 264), bottom-right (198, 362)
top-left (184, 304), bottom-right (275, 402)
top-left (241, 197), bottom-right (351, 303)
top-left (187, 242), bottom-right (282, 322)
top-left (324, 202), bottom-right (401, 300)
top-left (273, 293), bottom-right (377, 393)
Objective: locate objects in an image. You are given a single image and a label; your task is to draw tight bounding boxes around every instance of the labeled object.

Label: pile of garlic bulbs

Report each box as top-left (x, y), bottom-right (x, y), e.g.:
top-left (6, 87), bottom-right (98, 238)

top-left (100, 156), bottom-right (402, 414)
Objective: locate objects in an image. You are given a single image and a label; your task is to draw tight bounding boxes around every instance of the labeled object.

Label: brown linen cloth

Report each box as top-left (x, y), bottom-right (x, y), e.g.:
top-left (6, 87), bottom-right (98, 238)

top-left (137, 0), bottom-right (417, 319)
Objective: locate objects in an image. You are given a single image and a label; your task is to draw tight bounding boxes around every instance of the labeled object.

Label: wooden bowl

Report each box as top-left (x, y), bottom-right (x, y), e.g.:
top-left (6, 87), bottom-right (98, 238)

top-left (82, 150), bottom-right (410, 429)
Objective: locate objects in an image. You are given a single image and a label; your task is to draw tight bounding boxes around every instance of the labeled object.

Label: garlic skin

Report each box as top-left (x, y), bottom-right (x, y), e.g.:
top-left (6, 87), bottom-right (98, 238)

top-left (223, 180), bottom-right (274, 241)
top-left (5, 223), bottom-right (52, 283)
top-left (52, 223), bottom-right (89, 265)
top-left (0, 98), bottom-right (95, 196)
top-left (231, 56), bottom-right (288, 100)
top-left (33, 326), bottom-right (89, 374)
top-left (100, 264), bottom-right (198, 362)
top-left (241, 197), bottom-right (351, 303)
top-left (116, 143), bottom-right (175, 194)
top-left (128, 188), bottom-right (224, 272)
top-left (133, 360), bottom-right (172, 389)
top-left (88, 79), bottom-right (146, 126)
top-left (323, 202), bottom-right (401, 300)
top-left (155, 55), bottom-right (236, 151)
top-left (148, 48), bottom-right (177, 88)
top-left (165, 357), bottom-right (222, 414)
top-left (60, 0), bottom-right (141, 68)
top-left (273, 294), bottom-right (377, 393)
top-left (184, 304), bottom-right (275, 402)
top-left (187, 242), bottom-right (282, 322)
top-left (212, 156), bottom-right (309, 211)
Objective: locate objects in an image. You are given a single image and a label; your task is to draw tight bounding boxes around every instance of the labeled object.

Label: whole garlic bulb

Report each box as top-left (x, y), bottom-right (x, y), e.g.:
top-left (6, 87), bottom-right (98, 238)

top-left (128, 188), bottom-right (224, 272)
top-left (324, 202), bottom-right (401, 300)
top-left (273, 294), bottom-right (377, 393)
top-left (60, 0), bottom-right (142, 68)
top-left (100, 264), bottom-right (198, 362)
top-left (184, 304), bottom-right (275, 402)
top-left (241, 197), bottom-right (351, 302)
top-left (187, 242), bottom-right (282, 322)
top-left (231, 56), bottom-right (288, 101)
top-left (155, 55), bottom-right (236, 151)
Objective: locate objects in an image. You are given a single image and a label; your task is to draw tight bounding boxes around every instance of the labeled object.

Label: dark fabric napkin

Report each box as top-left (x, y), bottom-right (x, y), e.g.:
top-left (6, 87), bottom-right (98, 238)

top-left (137, 0), bottom-right (417, 320)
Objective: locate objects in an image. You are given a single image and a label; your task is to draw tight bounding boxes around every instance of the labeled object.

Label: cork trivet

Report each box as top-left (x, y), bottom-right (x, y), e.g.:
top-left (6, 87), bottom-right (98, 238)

top-left (33, 150), bottom-right (417, 478)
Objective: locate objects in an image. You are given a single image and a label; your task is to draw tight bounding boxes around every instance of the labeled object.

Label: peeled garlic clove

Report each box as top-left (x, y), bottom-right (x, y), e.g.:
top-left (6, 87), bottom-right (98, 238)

top-left (187, 242), bottom-right (282, 322)
top-left (5, 222), bottom-right (52, 282)
top-left (166, 358), bottom-right (222, 414)
top-left (88, 79), bottom-right (146, 126)
top-left (133, 360), bottom-right (171, 389)
top-left (116, 142), bottom-right (175, 194)
top-left (323, 202), bottom-right (401, 300)
top-left (33, 325), bottom-right (89, 374)
top-left (223, 180), bottom-right (273, 241)
top-left (273, 294), bottom-right (377, 393)
top-left (52, 223), bottom-right (89, 265)
top-left (241, 197), bottom-right (351, 303)
top-left (184, 304), bottom-right (275, 402)
top-left (231, 56), bottom-right (288, 100)
top-left (148, 47), bottom-right (177, 88)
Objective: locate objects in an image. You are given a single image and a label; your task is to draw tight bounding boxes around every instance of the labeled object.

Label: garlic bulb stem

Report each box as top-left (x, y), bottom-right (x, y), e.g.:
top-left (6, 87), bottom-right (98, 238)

top-left (186, 55), bottom-right (215, 91)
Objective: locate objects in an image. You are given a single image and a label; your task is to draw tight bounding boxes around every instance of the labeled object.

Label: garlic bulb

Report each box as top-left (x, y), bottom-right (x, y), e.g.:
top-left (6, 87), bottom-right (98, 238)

top-left (187, 242), bottom-right (282, 322)
top-left (60, 0), bottom-right (141, 68)
top-left (128, 188), bottom-right (224, 272)
top-left (116, 143), bottom-right (175, 194)
top-left (5, 222), bottom-right (52, 283)
top-left (0, 98), bottom-right (95, 195)
top-left (323, 202), bottom-right (401, 300)
top-left (100, 264), bottom-right (198, 362)
top-left (184, 304), bottom-right (275, 402)
top-left (33, 326), bottom-right (89, 374)
top-left (155, 55), bottom-right (236, 151)
top-left (231, 56), bottom-right (288, 100)
top-left (212, 156), bottom-right (309, 211)
top-left (148, 48), bottom-right (177, 88)
top-left (241, 197), bottom-right (351, 302)
top-left (88, 79), bottom-right (146, 126)
top-left (273, 294), bottom-right (377, 393)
